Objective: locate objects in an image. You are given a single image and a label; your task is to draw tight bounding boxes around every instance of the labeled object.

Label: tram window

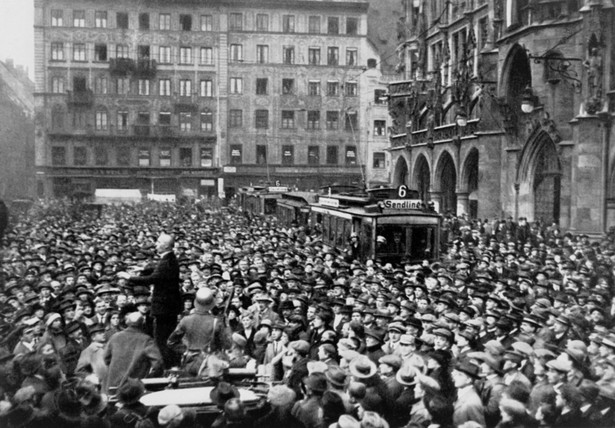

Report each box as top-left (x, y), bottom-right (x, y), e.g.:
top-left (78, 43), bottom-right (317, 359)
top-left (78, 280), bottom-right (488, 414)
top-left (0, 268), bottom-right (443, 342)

top-left (376, 225), bottom-right (409, 255)
top-left (335, 218), bottom-right (346, 246)
top-left (409, 227), bottom-right (432, 260)
top-left (322, 216), bottom-right (330, 242)
top-left (361, 222), bottom-right (373, 259)
top-left (264, 198), bottom-right (276, 215)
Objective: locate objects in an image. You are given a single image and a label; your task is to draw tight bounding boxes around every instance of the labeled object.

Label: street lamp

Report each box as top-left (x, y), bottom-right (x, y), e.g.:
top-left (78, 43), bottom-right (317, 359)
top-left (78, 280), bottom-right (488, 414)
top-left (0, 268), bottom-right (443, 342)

top-left (455, 105), bottom-right (468, 127)
top-left (521, 86), bottom-right (537, 114)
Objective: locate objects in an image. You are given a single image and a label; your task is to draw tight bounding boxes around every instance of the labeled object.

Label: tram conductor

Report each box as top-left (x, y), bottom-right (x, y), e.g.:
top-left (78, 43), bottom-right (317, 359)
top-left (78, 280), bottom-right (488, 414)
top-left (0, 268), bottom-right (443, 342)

top-left (118, 233), bottom-right (182, 368)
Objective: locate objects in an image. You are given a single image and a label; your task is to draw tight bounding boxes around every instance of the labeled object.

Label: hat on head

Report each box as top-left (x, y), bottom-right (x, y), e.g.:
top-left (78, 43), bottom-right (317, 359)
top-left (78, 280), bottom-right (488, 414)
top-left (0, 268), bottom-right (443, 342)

top-left (307, 361), bottom-right (328, 375)
top-left (454, 361), bottom-right (480, 379)
top-left (546, 356), bottom-right (572, 373)
top-left (336, 415), bottom-right (361, 428)
top-left (289, 340), bottom-right (310, 355)
top-left (484, 340), bottom-right (506, 357)
top-left (365, 328), bottom-right (385, 343)
top-left (117, 378), bottom-right (145, 404)
top-left (432, 327), bottom-right (454, 342)
top-left (325, 366), bottom-right (347, 388)
top-left (378, 354), bottom-right (402, 371)
top-left (267, 385), bottom-right (296, 407)
top-left (210, 382), bottom-right (239, 407)
top-left (303, 372), bottom-right (328, 393)
top-left (468, 351), bottom-right (502, 375)
top-left (349, 355), bottom-right (378, 379)
top-left (396, 363), bottom-right (418, 386)
top-left (158, 404), bottom-right (183, 426)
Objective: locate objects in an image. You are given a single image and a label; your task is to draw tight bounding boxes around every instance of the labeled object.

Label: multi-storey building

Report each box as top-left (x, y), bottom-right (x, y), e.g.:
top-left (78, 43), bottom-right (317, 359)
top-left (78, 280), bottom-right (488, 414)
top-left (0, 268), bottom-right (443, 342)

top-left (34, 0), bottom-right (388, 199)
top-left (387, 0), bottom-right (614, 234)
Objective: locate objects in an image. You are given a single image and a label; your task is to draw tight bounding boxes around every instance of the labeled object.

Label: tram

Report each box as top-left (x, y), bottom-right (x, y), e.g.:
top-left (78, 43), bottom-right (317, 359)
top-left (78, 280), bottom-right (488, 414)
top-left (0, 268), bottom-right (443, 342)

top-left (309, 185), bottom-right (441, 264)
top-left (237, 185), bottom-right (288, 216)
top-left (275, 191), bottom-right (319, 227)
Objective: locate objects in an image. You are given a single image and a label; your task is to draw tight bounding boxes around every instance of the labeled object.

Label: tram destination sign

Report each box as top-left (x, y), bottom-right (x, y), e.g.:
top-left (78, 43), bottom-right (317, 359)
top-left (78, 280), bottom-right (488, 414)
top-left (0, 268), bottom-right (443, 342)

top-left (379, 199), bottom-right (424, 209)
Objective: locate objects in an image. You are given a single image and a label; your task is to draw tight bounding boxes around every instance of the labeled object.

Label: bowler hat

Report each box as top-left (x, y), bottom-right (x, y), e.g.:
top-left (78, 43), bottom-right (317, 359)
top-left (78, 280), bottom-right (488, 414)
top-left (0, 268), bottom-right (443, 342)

top-left (349, 355), bottom-right (378, 379)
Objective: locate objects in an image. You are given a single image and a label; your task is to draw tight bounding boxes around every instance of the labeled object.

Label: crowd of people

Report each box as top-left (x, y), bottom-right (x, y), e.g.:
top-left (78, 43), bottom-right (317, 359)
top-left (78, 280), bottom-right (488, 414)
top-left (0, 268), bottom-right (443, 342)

top-left (0, 198), bottom-right (614, 428)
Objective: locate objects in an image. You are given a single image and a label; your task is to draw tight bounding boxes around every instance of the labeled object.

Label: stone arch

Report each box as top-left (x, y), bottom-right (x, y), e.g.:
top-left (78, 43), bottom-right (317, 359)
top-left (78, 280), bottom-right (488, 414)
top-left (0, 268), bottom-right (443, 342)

top-left (500, 44), bottom-right (532, 131)
top-left (461, 148), bottom-right (479, 217)
top-left (412, 153), bottom-right (431, 203)
top-left (434, 150), bottom-right (457, 215)
top-left (392, 156), bottom-right (409, 187)
top-left (517, 129), bottom-right (561, 224)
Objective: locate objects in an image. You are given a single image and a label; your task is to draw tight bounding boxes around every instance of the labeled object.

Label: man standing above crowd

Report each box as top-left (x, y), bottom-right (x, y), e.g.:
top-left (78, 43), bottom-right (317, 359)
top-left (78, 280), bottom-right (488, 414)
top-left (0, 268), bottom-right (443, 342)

top-left (119, 233), bottom-right (182, 368)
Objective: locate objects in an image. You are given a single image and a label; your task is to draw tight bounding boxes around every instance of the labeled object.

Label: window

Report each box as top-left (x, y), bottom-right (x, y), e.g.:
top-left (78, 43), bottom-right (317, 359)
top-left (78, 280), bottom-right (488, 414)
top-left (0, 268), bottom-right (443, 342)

top-left (345, 81), bottom-right (358, 96)
top-left (479, 17), bottom-right (488, 50)
top-left (159, 13), bottom-right (170, 30)
top-left (327, 47), bottom-right (339, 65)
top-left (95, 11), bottom-right (107, 28)
top-left (200, 47), bottom-right (213, 65)
top-left (73, 44), bottom-right (86, 61)
top-left (159, 79), bottom-right (171, 96)
top-left (308, 81), bottom-right (320, 96)
top-left (51, 107), bottom-right (64, 130)
top-left (283, 46), bottom-right (295, 65)
top-left (326, 111), bottom-right (339, 129)
top-left (256, 78), bottom-right (268, 95)
top-left (283, 15), bottom-right (295, 33)
top-left (346, 49), bottom-right (357, 66)
top-left (229, 109), bottom-right (242, 127)
top-left (179, 47), bottom-right (192, 64)
top-left (345, 111), bottom-right (358, 131)
top-left (230, 77), bottom-right (243, 94)
top-left (159, 46), bottom-right (171, 64)
top-left (179, 112), bottom-right (192, 131)
top-left (282, 146), bottom-right (294, 165)
top-left (160, 148), bottom-right (171, 167)
top-left (138, 148), bottom-right (150, 167)
top-left (51, 43), bottom-right (64, 61)
top-left (308, 146), bottom-right (319, 165)
top-left (180, 147), bottom-right (192, 167)
top-left (94, 44), bottom-right (107, 61)
top-left (229, 13), bottom-right (243, 31)
top-left (345, 146), bottom-right (357, 165)
top-left (201, 15), bottom-right (212, 31)
top-left (73, 76), bottom-right (87, 92)
top-left (73, 10), bottom-right (85, 27)
top-left (74, 147), bottom-right (87, 166)
top-left (256, 45), bottom-right (269, 63)
top-left (374, 120), bottom-right (386, 136)
top-left (179, 79), bottom-right (192, 97)
top-left (137, 45), bottom-right (150, 60)
top-left (116, 44), bottom-right (129, 58)
top-left (116, 77), bottom-right (130, 94)
top-left (159, 111), bottom-right (171, 126)
top-left (179, 14), bottom-right (192, 31)
top-left (117, 110), bottom-right (128, 131)
top-left (139, 13), bottom-right (149, 30)
top-left (136, 112), bottom-right (150, 135)
top-left (230, 44), bottom-right (243, 62)
top-left (282, 79), bottom-right (294, 95)
top-left (281, 110), bottom-right (295, 128)
top-left (200, 79), bottom-right (213, 97)
top-left (230, 145), bottom-right (242, 164)
top-left (94, 146), bottom-right (108, 166)
top-left (116, 12), bottom-right (128, 29)
top-left (374, 89), bottom-right (387, 104)
top-left (255, 110), bottom-right (269, 129)
top-left (256, 14), bottom-right (268, 31)
top-left (308, 48), bottom-right (320, 65)
top-left (307, 111), bottom-right (320, 129)
top-left (117, 146), bottom-right (130, 166)
top-left (256, 145), bottom-right (267, 165)
top-left (346, 17), bottom-right (358, 35)
top-left (308, 16), bottom-right (320, 33)
top-left (327, 17), bottom-right (339, 34)
top-left (95, 109), bottom-right (108, 130)
top-left (327, 81), bottom-right (339, 97)
top-left (200, 110), bottom-right (213, 131)
top-left (326, 146), bottom-right (338, 164)
top-left (51, 10), bottom-right (63, 27)
top-left (51, 77), bottom-right (64, 93)
top-left (373, 152), bottom-right (386, 168)
top-left (51, 147), bottom-right (66, 166)
top-left (71, 112), bottom-right (85, 129)
top-left (138, 79), bottom-right (150, 95)
top-left (201, 148), bottom-right (213, 167)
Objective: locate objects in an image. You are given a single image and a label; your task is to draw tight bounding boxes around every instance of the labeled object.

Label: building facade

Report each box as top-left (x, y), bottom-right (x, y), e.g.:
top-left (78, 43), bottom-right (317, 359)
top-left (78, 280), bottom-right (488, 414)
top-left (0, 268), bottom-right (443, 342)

top-left (388, 0), bottom-right (614, 234)
top-left (34, 0), bottom-right (389, 199)
top-left (0, 60), bottom-right (35, 200)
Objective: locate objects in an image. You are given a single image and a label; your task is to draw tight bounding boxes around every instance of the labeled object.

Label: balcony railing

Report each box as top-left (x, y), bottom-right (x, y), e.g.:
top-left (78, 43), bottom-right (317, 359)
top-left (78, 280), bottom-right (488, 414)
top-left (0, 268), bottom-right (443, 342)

top-left (136, 59), bottom-right (157, 78)
top-left (174, 95), bottom-right (198, 113)
top-left (67, 89), bottom-right (93, 107)
top-left (109, 58), bottom-right (135, 76)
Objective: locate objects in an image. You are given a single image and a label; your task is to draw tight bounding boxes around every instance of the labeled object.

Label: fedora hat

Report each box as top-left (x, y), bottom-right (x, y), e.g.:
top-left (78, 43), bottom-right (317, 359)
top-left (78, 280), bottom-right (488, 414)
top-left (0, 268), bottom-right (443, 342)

top-left (454, 361), bottom-right (480, 379)
top-left (325, 366), bottom-right (348, 388)
top-left (349, 355), bottom-right (378, 379)
top-left (396, 364), bottom-right (418, 386)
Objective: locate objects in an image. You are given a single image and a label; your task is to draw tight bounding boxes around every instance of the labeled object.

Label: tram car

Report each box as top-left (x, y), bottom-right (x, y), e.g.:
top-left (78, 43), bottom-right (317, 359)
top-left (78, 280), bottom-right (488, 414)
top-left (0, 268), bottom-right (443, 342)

top-left (275, 191), bottom-right (319, 227)
top-left (237, 185), bottom-right (287, 216)
top-left (309, 185), bottom-right (441, 264)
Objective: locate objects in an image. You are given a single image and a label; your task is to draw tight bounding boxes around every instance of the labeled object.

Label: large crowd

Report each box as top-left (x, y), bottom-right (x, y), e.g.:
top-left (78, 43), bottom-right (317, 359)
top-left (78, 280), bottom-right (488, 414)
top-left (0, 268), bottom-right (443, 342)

top-left (0, 198), bottom-right (614, 428)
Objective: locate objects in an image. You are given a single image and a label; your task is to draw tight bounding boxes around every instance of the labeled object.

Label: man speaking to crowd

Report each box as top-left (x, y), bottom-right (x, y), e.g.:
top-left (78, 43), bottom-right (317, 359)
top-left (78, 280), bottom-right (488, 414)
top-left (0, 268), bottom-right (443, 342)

top-left (119, 233), bottom-right (182, 368)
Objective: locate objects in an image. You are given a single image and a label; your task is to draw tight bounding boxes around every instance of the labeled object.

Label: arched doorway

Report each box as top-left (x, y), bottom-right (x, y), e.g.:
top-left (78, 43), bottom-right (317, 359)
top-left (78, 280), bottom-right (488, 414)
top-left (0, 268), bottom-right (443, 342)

top-left (533, 141), bottom-right (561, 225)
top-left (393, 157), bottom-right (409, 186)
top-left (462, 148), bottom-right (479, 218)
top-left (436, 151), bottom-right (457, 215)
top-left (413, 154), bottom-right (431, 203)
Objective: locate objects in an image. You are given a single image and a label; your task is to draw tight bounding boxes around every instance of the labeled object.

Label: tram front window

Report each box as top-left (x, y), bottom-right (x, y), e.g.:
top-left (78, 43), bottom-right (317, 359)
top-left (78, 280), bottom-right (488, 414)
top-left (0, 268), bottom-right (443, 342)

top-left (375, 225), bottom-right (434, 261)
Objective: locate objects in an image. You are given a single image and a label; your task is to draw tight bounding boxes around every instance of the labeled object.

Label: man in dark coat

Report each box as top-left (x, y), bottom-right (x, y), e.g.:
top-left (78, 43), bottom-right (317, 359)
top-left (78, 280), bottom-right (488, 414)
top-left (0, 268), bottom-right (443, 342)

top-left (103, 312), bottom-right (163, 395)
top-left (119, 233), bottom-right (182, 368)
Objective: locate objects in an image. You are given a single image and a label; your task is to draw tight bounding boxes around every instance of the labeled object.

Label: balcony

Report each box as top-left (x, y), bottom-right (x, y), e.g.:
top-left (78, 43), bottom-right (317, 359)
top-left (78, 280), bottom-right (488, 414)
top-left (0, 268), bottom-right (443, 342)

top-left (67, 89), bottom-right (93, 107)
top-left (174, 95), bottom-right (198, 113)
top-left (135, 59), bottom-right (157, 78)
top-left (109, 58), bottom-right (135, 76)
top-left (133, 124), bottom-right (151, 137)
